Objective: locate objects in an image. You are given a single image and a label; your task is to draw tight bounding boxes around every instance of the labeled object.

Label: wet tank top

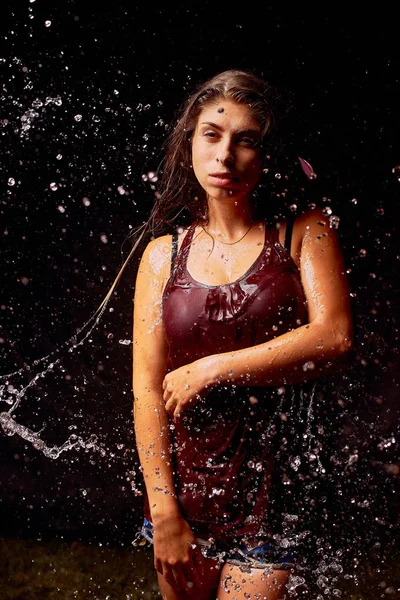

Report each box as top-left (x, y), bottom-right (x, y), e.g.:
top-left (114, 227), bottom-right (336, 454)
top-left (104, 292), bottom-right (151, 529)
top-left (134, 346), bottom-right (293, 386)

top-left (146, 221), bottom-right (308, 545)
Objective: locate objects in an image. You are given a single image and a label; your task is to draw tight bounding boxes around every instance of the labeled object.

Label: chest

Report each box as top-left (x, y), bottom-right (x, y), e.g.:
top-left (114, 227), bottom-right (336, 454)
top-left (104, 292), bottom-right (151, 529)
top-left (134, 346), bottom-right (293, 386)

top-left (185, 237), bottom-right (266, 287)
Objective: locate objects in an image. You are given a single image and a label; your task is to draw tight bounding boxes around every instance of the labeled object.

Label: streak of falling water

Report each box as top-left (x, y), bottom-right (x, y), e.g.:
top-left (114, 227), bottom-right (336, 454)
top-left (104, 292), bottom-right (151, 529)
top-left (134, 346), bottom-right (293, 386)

top-left (0, 412), bottom-right (105, 459)
top-left (0, 302), bottom-right (109, 455)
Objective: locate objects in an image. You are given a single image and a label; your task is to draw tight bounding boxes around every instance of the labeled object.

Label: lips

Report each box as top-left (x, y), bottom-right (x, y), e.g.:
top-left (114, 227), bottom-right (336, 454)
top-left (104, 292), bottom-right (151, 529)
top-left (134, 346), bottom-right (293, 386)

top-left (209, 172), bottom-right (239, 185)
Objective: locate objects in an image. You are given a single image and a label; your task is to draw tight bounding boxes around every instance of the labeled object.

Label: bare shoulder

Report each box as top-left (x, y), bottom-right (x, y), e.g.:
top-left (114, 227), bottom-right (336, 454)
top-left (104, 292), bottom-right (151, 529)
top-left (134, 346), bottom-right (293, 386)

top-left (139, 234), bottom-right (173, 274)
top-left (291, 206), bottom-right (343, 257)
top-left (295, 205), bottom-right (333, 233)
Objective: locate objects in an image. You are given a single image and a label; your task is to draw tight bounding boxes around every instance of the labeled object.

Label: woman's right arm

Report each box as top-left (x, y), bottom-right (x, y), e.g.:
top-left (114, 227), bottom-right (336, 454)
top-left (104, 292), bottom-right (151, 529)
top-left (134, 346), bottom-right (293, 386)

top-left (132, 236), bottom-right (201, 591)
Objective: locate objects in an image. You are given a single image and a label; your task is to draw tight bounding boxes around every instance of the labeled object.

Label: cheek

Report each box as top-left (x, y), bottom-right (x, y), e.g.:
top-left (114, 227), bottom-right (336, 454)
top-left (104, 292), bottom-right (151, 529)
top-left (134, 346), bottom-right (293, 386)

top-left (192, 145), bottom-right (210, 178)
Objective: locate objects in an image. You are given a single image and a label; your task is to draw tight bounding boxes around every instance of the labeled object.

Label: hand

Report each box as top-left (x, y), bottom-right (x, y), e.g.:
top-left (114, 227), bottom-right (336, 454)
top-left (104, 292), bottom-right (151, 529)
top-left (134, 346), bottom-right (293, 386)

top-left (153, 513), bottom-right (203, 592)
top-left (162, 358), bottom-right (214, 419)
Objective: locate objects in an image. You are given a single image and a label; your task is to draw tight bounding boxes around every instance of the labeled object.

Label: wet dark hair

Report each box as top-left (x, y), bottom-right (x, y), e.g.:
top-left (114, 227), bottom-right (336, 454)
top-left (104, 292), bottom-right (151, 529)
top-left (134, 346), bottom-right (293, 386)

top-left (147, 68), bottom-right (286, 234)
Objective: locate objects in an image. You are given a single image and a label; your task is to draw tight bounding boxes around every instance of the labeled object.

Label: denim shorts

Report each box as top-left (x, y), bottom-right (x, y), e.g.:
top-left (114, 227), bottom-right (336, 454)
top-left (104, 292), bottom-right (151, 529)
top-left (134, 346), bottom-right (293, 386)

top-left (133, 518), bottom-right (296, 572)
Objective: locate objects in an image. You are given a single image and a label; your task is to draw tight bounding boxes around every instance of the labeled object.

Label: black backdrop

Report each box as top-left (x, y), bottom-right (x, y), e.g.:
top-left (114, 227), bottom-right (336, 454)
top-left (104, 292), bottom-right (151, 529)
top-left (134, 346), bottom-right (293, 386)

top-left (0, 0), bottom-right (399, 582)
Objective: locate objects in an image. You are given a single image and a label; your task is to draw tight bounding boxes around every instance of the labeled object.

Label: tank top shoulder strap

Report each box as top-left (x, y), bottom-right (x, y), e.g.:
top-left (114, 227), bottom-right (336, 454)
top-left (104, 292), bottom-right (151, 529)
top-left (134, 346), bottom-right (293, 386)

top-left (170, 225), bottom-right (196, 276)
top-left (264, 217), bottom-right (294, 253)
top-left (264, 222), bottom-right (279, 244)
top-left (284, 214), bottom-right (294, 254)
top-left (170, 231), bottom-right (178, 267)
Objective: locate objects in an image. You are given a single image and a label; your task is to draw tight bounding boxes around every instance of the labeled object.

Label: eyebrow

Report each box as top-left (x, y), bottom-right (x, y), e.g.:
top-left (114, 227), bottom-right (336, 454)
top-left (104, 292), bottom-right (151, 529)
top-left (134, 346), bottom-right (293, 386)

top-left (200, 122), bottom-right (261, 136)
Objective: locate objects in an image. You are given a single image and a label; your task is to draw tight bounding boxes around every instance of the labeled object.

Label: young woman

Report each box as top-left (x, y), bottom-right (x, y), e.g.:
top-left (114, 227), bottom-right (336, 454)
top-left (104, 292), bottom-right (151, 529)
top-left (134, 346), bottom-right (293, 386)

top-left (132, 69), bottom-right (353, 599)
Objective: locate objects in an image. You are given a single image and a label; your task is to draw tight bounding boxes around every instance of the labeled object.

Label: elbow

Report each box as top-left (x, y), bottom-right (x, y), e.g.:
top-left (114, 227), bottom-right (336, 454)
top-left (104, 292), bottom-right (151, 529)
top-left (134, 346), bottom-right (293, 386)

top-left (332, 322), bottom-right (354, 363)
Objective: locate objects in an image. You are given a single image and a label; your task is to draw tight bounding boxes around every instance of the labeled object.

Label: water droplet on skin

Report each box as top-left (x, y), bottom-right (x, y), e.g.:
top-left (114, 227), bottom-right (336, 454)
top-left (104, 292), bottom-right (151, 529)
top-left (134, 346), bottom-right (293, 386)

top-left (302, 361), bottom-right (315, 371)
top-left (329, 215), bottom-right (340, 229)
top-left (322, 206), bottom-right (332, 216)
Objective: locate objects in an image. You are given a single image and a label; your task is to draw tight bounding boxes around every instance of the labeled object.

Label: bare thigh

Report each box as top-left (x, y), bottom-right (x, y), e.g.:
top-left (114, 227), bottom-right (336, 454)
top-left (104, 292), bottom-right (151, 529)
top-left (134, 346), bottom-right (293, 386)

top-left (216, 563), bottom-right (291, 600)
top-left (156, 554), bottom-right (222, 600)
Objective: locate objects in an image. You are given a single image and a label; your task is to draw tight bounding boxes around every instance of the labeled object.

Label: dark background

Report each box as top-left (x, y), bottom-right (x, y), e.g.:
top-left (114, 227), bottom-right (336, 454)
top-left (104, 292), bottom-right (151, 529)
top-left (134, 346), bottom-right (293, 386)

top-left (0, 0), bottom-right (399, 586)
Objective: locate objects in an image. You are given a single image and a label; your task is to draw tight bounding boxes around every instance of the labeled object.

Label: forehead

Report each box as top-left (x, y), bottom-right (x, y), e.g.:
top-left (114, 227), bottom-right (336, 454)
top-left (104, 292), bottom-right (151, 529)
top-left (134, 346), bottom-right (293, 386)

top-left (196, 99), bottom-right (261, 130)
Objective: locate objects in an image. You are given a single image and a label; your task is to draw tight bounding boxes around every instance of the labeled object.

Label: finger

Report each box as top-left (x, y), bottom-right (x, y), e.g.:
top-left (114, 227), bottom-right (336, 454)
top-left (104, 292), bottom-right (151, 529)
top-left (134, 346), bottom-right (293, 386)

top-left (165, 400), bottom-right (175, 415)
top-left (192, 546), bottom-right (205, 578)
top-left (183, 554), bottom-right (203, 587)
top-left (171, 564), bottom-right (189, 592)
top-left (162, 378), bottom-right (167, 390)
top-left (162, 567), bottom-right (177, 589)
top-left (155, 558), bottom-right (163, 575)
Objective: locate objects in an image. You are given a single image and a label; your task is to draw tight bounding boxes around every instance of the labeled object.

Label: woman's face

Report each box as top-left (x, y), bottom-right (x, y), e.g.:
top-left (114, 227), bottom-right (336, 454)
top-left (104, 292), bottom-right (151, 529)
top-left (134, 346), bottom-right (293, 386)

top-left (191, 99), bottom-right (263, 204)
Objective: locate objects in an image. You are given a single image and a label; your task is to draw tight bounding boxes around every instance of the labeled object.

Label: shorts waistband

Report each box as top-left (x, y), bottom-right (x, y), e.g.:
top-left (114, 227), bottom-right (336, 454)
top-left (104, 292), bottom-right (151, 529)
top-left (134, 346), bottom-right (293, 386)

top-left (132, 519), bottom-right (296, 571)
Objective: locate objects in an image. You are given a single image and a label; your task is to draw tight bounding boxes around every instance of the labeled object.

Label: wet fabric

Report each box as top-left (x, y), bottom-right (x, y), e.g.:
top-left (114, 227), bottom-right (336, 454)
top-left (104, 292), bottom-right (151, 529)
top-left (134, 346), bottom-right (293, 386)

top-left (144, 223), bottom-right (308, 546)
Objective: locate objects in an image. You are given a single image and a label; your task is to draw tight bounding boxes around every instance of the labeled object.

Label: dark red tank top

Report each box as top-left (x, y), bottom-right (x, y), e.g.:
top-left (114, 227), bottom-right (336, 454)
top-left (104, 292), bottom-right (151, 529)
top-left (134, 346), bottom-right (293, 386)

top-left (146, 223), bottom-right (308, 545)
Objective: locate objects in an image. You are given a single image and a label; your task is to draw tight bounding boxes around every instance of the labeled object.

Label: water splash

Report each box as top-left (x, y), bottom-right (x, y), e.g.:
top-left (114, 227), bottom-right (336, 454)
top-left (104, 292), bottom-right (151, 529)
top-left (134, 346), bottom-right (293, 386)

top-left (0, 412), bottom-right (104, 459)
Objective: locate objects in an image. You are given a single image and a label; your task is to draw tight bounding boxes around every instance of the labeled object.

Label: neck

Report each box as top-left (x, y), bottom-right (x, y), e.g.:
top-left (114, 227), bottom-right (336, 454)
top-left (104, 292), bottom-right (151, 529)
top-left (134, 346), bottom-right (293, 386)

top-left (204, 196), bottom-right (253, 240)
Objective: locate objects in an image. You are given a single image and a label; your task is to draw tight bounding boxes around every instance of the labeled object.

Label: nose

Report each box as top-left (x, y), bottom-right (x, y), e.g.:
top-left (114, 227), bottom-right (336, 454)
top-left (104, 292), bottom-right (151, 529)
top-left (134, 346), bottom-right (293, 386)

top-left (216, 140), bottom-right (234, 166)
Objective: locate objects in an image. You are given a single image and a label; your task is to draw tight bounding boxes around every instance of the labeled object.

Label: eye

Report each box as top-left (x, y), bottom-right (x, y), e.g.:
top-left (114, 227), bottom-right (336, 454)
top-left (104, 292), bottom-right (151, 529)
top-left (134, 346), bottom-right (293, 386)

top-left (238, 136), bottom-right (259, 147)
top-left (203, 130), bottom-right (219, 139)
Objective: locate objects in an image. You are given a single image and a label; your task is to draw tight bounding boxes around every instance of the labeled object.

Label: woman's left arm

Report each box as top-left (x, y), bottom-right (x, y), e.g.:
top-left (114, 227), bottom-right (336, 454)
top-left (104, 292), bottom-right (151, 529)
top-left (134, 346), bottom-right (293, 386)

top-left (163, 208), bottom-right (354, 418)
